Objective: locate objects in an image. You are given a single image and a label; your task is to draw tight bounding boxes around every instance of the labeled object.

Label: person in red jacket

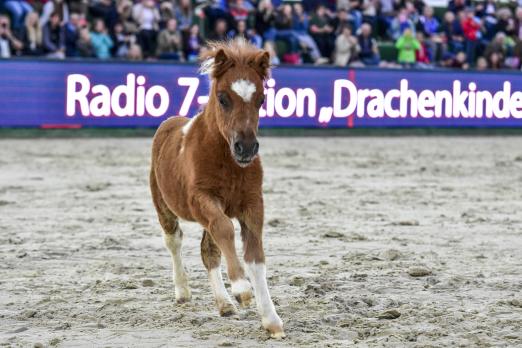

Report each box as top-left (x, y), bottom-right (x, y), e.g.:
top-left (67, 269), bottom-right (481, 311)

top-left (460, 7), bottom-right (481, 64)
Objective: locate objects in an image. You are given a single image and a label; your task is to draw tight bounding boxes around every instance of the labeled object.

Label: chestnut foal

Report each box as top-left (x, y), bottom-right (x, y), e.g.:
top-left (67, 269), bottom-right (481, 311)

top-left (149, 39), bottom-right (284, 338)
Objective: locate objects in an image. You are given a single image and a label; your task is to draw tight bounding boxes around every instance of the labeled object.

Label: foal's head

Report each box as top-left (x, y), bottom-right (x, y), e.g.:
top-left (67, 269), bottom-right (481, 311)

top-left (200, 39), bottom-right (271, 167)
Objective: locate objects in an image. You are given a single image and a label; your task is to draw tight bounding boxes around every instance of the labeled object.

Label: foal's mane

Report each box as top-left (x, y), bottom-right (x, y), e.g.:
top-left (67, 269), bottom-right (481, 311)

top-left (199, 38), bottom-right (271, 81)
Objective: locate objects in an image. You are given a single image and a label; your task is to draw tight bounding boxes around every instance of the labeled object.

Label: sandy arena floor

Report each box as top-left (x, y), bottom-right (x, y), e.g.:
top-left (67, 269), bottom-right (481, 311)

top-left (0, 136), bottom-right (521, 347)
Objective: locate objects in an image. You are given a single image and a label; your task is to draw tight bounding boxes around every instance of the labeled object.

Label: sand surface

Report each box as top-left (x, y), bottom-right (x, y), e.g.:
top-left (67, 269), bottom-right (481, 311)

top-left (0, 136), bottom-right (521, 347)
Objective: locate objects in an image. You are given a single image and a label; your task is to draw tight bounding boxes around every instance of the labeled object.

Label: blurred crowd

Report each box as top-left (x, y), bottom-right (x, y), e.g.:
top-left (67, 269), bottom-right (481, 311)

top-left (1, 0), bottom-right (522, 70)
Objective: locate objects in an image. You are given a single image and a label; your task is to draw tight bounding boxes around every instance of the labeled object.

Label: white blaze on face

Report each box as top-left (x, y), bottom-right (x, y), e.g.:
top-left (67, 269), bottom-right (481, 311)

top-left (231, 79), bottom-right (256, 102)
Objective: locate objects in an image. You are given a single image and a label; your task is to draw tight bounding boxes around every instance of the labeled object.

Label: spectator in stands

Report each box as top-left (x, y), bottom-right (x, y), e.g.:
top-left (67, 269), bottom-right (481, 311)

top-left (461, 7), bottom-right (480, 64)
top-left (415, 32), bottom-right (431, 66)
top-left (3, 0), bottom-right (33, 32)
top-left (19, 11), bottom-right (42, 56)
top-left (208, 17), bottom-right (228, 41)
top-left (40, 0), bottom-right (69, 27)
top-left (334, 25), bottom-right (358, 66)
top-left (89, 0), bottom-right (118, 33)
top-left (111, 21), bottom-right (133, 58)
top-left (64, 13), bottom-right (81, 57)
top-left (439, 11), bottom-right (464, 54)
top-left (117, 0), bottom-right (138, 37)
top-left (174, 0), bottom-right (193, 32)
top-left (255, 0), bottom-right (276, 41)
top-left (90, 18), bottom-right (113, 59)
top-left (157, 18), bottom-right (183, 60)
top-left (271, 3), bottom-right (300, 62)
top-left (357, 22), bottom-right (380, 66)
top-left (77, 27), bottom-right (94, 58)
top-left (476, 56), bottom-right (488, 70)
top-left (229, 0), bottom-right (249, 23)
top-left (183, 23), bottom-right (203, 62)
top-left (133, 0), bottom-right (160, 58)
top-left (389, 8), bottom-right (415, 41)
top-left (127, 43), bottom-right (143, 60)
top-left (309, 4), bottom-right (334, 59)
top-left (263, 40), bottom-right (280, 65)
top-left (293, 3), bottom-right (328, 64)
top-left (0, 15), bottom-right (23, 57)
top-left (42, 11), bottom-right (65, 59)
top-left (231, 19), bottom-right (262, 48)
top-left (419, 6), bottom-right (439, 37)
top-left (395, 27), bottom-right (420, 67)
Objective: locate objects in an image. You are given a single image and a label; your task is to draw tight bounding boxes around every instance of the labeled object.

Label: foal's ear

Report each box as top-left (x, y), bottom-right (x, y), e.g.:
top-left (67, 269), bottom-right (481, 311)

top-left (212, 48), bottom-right (233, 79)
top-left (251, 50), bottom-right (271, 80)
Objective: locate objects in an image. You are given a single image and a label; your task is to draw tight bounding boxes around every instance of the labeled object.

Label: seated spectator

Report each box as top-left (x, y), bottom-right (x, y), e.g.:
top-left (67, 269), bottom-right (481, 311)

top-left (42, 11), bottom-right (65, 59)
top-left (439, 11), bottom-right (464, 53)
top-left (174, 0), bottom-right (193, 32)
top-left (157, 18), bottom-right (183, 60)
top-left (133, 0), bottom-right (160, 58)
top-left (389, 8), bottom-right (415, 40)
top-left (118, 0), bottom-right (138, 36)
top-left (476, 56), bottom-right (488, 70)
top-left (396, 27), bottom-right (421, 67)
top-left (183, 23), bottom-right (203, 62)
top-left (487, 51), bottom-right (503, 69)
top-left (3, 0), bottom-right (33, 32)
top-left (208, 17), bottom-right (228, 41)
top-left (293, 3), bottom-right (328, 64)
top-left (40, 0), bottom-right (69, 28)
top-left (0, 15), bottom-right (23, 57)
top-left (77, 27), bottom-right (94, 58)
top-left (90, 18), bottom-right (113, 59)
top-left (334, 25), bottom-right (359, 66)
top-left (309, 4), bottom-right (334, 58)
top-left (127, 43), bottom-right (143, 60)
top-left (231, 19), bottom-right (262, 48)
top-left (461, 7), bottom-right (480, 64)
top-left (89, 0), bottom-right (118, 33)
top-left (64, 13), bottom-right (81, 57)
top-left (19, 11), bottom-right (42, 56)
top-left (419, 6), bottom-right (439, 37)
top-left (415, 32), bottom-right (431, 66)
top-left (255, 0), bottom-right (276, 41)
top-left (263, 40), bottom-right (280, 65)
top-left (111, 21), bottom-right (134, 59)
top-left (357, 23), bottom-right (380, 65)
top-left (229, 0), bottom-right (249, 23)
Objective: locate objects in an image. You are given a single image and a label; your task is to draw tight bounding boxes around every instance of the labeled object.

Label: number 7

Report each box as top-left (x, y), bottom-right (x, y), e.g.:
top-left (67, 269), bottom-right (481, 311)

top-left (177, 77), bottom-right (200, 116)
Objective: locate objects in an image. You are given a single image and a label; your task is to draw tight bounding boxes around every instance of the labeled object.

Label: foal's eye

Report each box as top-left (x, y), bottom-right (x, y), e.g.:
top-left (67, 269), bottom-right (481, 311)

top-left (218, 93), bottom-right (230, 108)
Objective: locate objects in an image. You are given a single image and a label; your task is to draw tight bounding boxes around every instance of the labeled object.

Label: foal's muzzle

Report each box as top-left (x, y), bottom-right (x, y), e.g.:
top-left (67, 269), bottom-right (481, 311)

top-left (232, 136), bottom-right (259, 167)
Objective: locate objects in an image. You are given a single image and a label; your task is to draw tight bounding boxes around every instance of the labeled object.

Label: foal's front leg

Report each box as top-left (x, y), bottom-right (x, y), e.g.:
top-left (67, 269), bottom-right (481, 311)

top-left (240, 204), bottom-right (285, 338)
top-left (193, 195), bottom-right (253, 313)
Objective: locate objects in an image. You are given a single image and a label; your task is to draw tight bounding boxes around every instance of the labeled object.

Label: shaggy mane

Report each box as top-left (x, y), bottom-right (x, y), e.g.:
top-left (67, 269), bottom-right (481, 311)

top-left (199, 38), bottom-right (271, 80)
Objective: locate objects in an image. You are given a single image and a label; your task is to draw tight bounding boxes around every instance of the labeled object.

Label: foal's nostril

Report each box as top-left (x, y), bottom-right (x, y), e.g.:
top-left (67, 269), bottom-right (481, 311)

top-left (234, 141), bottom-right (243, 155)
top-left (252, 141), bottom-right (259, 156)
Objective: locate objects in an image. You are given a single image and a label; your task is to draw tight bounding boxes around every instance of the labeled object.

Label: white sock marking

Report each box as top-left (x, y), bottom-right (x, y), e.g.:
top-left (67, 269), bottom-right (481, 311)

top-left (209, 267), bottom-right (233, 303)
top-left (245, 262), bottom-right (281, 326)
top-left (231, 79), bottom-right (256, 102)
top-left (231, 278), bottom-right (251, 296)
top-left (164, 230), bottom-right (190, 299)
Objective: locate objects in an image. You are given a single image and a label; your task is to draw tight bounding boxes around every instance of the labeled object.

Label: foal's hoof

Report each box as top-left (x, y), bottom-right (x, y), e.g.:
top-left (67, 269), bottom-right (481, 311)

top-left (218, 300), bottom-right (237, 317)
top-left (234, 291), bottom-right (252, 308)
top-left (175, 285), bottom-right (192, 304)
top-left (263, 316), bottom-right (285, 339)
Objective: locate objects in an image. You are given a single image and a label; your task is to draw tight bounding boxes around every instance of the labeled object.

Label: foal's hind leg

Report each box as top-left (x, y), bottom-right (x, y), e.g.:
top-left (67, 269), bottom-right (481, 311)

top-left (150, 172), bottom-right (191, 303)
top-left (201, 230), bottom-right (237, 316)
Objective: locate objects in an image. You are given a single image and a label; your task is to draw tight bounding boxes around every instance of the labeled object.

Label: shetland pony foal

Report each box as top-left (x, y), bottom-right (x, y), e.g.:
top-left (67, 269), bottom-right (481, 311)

top-left (149, 39), bottom-right (284, 338)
